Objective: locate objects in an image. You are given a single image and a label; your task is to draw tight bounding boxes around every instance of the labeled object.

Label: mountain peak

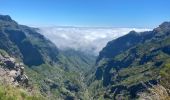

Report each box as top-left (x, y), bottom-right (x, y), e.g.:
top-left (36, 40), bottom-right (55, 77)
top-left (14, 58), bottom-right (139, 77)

top-left (159, 21), bottom-right (170, 28)
top-left (128, 30), bottom-right (138, 35)
top-left (0, 15), bottom-right (12, 22)
top-left (154, 21), bottom-right (170, 33)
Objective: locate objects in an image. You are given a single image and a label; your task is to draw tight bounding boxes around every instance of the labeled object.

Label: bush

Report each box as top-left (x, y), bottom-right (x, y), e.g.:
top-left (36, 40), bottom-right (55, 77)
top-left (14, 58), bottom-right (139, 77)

top-left (0, 84), bottom-right (45, 100)
top-left (160, 63), bottom-right (170, 95)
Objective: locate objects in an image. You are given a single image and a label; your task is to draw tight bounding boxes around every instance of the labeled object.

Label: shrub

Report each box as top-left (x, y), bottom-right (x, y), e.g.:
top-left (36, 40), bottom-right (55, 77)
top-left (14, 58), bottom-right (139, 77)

top-left (0, 84), bottom-right (45, 100)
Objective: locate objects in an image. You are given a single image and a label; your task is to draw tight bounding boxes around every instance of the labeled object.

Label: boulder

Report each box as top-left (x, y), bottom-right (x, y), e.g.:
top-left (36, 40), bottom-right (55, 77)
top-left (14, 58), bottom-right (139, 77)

top-left (9, 70), bottom-right (17, 77)
top-left (4, 58), bottom-right (16, 69)
top-left (0, 54), bottom-right (29, 87)
top-left (0, 55), bottom-right (3, 60)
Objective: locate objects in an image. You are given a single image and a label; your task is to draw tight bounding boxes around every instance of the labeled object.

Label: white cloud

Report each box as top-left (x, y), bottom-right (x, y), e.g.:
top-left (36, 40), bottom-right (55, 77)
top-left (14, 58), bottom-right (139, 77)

top-left (38, 27), bottom-right (151, 55)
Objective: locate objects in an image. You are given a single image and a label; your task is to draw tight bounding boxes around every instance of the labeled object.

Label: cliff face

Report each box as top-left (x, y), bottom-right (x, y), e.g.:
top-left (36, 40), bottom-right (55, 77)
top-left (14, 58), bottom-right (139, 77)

top-left (0, 15), bottom-right (59, 66)
top-left (91, 22), bottom-right (170, 99)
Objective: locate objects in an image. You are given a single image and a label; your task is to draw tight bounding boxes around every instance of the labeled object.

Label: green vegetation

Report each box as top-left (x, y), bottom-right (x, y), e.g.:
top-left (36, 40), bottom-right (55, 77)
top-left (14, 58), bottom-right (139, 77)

top-left (0, 49), bottom-right (8, 56)
top-left (1, 15), bottom-right (170, 99)
top-left (24, 62), bottom-right (92, 99)
top-left (0, 84), bottom-right (44, 100)
top-left (0, 15), bottom-right (96, 99)
top-left (92, 22), bottom-right (170, 99)
top-left (160, 63), bottom-right (170, 92)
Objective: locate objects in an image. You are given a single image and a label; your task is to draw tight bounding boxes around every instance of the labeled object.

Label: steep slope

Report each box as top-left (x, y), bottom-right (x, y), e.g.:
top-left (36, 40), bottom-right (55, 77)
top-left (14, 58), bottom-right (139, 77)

top-left (0, 49), bottom-right (44, 100)
top-left (96, 30), bottom-right (154, 63)
top-left (0, 14), bottom-right (95, 100)
top-left (59, 49), bottom-right (96, 72)
top-left (91, 22), bottom-right (170, 99)
top-left (0, 15), bottom-right (59, 66)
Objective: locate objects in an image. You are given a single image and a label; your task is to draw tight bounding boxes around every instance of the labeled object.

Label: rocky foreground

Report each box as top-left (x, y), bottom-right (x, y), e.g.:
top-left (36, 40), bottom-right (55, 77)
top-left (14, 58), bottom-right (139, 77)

top-left (0, 50), bottom-right (44, 100)
top-left (0, 53), bottom-right (28, 87)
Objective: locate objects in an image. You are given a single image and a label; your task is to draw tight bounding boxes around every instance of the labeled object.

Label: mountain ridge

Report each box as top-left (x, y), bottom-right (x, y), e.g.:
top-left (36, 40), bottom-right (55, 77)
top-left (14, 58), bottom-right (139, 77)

top-left (91, 21), bottom-right (170, 99)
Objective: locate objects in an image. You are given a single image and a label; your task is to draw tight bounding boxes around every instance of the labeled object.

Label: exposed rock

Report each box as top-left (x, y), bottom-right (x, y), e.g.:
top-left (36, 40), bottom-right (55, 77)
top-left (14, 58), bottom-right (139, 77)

top-left (0, 53), bottom-right (28, 87)
top-left (138, 85), bottom-right (169, 100)
top-left (3, 57), bottom-right (16, 69)
top-left (9, 70), bottom-right (18, 78)
top-left (0, 15), bottom-right (13, 21)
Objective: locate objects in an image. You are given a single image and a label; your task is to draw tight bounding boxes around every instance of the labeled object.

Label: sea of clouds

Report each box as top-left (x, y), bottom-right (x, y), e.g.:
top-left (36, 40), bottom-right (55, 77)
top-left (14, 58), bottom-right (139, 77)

top-left (38, 27), bottom-right (151, 55)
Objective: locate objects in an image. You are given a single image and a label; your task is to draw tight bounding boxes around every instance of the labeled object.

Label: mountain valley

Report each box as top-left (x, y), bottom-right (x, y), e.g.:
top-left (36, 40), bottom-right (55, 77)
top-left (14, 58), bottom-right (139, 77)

top-left (0, 14), bottom-right (170, 100)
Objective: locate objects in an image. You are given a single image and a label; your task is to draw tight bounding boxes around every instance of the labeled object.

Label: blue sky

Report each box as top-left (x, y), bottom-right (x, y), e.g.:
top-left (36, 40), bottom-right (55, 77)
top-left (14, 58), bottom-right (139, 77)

top-left (0, 0), bottom-right (170, 28)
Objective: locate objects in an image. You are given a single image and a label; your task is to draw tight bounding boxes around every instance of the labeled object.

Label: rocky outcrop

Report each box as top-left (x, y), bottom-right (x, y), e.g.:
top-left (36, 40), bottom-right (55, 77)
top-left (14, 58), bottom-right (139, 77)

top-left (0, 53), bottom-right (28, 87)
top-left (138, 85), bottom-right (169, 100)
